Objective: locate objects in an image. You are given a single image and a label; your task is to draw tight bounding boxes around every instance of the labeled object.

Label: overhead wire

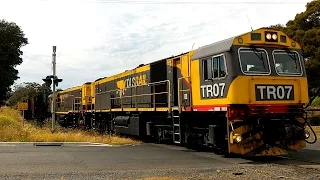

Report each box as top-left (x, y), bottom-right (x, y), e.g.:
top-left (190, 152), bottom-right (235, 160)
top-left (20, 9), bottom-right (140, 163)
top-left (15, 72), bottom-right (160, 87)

top-left (41, 0), bottom-right (308, 4)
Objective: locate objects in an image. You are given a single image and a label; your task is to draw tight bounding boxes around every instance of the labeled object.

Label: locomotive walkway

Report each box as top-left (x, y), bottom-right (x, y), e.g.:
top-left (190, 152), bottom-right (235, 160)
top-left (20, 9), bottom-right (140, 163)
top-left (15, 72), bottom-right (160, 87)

top-left (0, 142), bottom-right (319, 179)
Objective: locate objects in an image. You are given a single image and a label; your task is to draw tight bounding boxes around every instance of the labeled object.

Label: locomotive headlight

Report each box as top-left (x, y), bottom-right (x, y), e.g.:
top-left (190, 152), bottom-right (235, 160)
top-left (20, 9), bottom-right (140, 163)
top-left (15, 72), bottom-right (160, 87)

top-left (266, 33), bottom-right (272, 40)
top-left (272, 34), bottom-right (277, 40)
top-left (236, 135), bottom-right (242, 142)
top-left (265, 31), bottom-right (278, 42)
top-left (305, 131), bottom-right (310, 139)
top-left (233, 133), bottom-right (242, 143)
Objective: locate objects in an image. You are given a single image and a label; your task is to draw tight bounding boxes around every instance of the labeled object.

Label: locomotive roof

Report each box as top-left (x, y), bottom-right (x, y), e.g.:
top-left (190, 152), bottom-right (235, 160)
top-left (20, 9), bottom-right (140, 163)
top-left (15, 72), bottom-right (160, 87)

top-left (191, 27), bottom-right (298, 60)
top-left (192, 36), bottom-right (235, 60)
top-left (92, 30), bottom-right (245, 83)
top-left (93, 27), bottom-right (299, 83)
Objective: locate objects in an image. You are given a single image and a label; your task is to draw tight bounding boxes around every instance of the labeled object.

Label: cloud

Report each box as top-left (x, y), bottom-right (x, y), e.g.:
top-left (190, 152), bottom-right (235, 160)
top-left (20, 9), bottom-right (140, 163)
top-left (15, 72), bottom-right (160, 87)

top-left (0, 0), bottom-right (310, 90)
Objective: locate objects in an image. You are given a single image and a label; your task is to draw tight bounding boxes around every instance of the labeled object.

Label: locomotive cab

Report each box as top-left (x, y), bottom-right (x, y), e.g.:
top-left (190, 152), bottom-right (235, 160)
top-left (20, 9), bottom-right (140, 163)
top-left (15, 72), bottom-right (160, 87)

top-left (188, 28), bottom-right (314, 156)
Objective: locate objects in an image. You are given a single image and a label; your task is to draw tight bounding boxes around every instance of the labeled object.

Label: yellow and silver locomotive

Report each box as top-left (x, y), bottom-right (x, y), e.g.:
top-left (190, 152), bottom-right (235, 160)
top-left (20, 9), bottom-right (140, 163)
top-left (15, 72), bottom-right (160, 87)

top-left (52, 27), bottom-right (315, 156)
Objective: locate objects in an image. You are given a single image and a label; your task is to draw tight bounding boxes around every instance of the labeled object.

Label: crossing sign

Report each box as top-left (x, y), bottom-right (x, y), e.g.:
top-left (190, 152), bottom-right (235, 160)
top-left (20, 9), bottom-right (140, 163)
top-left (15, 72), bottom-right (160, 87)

top-left (17, 102), bottom-right (28, 111)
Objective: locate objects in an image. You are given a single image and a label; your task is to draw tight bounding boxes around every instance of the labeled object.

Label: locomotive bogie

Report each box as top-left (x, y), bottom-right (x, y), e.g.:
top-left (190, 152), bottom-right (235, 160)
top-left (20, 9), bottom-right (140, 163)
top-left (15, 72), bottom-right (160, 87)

top-left (226, 104), bottom-right (309, 156)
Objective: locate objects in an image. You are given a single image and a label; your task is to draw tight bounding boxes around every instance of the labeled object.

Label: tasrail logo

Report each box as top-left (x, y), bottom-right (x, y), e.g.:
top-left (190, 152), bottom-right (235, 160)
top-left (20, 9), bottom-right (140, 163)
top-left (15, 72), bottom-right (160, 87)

top-left (116, 74), bottom-right (147, 95)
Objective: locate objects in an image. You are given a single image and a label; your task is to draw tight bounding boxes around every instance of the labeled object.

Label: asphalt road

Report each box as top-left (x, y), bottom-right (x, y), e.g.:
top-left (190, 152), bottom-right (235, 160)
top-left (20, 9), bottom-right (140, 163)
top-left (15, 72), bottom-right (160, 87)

top-left (0, 142), bottom-right (319, 179)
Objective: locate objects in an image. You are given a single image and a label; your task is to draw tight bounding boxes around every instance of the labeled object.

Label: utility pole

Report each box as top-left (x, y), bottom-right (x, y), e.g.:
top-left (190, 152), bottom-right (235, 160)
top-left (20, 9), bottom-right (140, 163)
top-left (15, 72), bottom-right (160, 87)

top-left (52, 46), bottom-right (56, 133)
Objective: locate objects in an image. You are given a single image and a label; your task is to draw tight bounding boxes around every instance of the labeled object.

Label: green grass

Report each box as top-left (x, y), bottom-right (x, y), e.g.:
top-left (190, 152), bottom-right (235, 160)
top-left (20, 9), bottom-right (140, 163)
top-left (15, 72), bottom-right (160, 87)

top-left (311, 97), bottom-right (320, 107)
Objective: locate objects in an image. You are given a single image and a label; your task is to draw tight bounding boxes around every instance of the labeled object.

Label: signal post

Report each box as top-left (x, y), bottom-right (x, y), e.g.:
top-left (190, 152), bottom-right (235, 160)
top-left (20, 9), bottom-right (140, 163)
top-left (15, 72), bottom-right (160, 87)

top-left (42, 46), bottom-right (63, 133)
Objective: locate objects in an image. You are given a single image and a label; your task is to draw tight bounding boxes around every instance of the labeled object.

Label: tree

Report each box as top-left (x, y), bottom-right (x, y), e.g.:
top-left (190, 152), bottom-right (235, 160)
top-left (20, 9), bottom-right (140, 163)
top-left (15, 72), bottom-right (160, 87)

top-left (269, 0), bottom-right (320, 106)
top-left (6, 82), bottom-right (50, 107)
top-left (0, 19), bottom-right (28, 105)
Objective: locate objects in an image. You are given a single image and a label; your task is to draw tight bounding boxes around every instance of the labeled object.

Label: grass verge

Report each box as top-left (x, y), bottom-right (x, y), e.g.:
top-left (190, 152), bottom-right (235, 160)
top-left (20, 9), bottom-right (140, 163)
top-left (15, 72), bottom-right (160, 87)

top-left (0, 107), bottom-right (141, 145)
top-left (312, 126), bottom-right (320, 139)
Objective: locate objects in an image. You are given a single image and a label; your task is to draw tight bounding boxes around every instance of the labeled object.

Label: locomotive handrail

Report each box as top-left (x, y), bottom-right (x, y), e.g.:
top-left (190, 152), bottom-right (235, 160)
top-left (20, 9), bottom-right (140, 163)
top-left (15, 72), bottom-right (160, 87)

top-left (57, 95), bottom-right (93, 112)
top-left (178, 76), bottom-right (191, 113)
top-left (65, 95), bottom-right (82, 112)
top-left (53, 79), bottom-right (172, 113)
top-left (73, 97), bottom-right (82, 112)
top-left (53, 94), bottom-right (82, 113)
top-left (95, 79), bottom-right (171, 112)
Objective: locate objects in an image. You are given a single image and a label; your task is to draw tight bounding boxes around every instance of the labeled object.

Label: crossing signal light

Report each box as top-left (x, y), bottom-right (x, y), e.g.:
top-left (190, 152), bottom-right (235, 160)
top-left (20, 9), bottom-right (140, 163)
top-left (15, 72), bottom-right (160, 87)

top-left (42, 76), bottom-right (53, 87)
top-left (54, 77), bottom-right (63, 87)
top-left (42, 75), bottom-right (63, 87)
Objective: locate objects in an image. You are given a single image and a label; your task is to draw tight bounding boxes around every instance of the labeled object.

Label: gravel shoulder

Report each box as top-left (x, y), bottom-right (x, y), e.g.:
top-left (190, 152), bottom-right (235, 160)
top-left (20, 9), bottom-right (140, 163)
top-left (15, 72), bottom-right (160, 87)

top-left (135, 164), bottom-right (320, 180)
top-left (0, 164), bottom-right (319, 180)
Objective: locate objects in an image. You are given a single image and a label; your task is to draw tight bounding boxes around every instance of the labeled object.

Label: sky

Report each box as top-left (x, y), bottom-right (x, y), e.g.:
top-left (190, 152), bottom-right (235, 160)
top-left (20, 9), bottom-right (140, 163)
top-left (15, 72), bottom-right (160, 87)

top-left (0, 0), bottom-right (312, 90)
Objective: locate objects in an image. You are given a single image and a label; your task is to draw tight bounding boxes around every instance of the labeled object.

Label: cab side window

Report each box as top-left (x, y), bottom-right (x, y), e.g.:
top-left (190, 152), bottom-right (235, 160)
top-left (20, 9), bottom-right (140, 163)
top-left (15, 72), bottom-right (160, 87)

top-left (202, 55), bottom-right (227, 81)
top-left (202, 58), bottom-right (211, 80)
